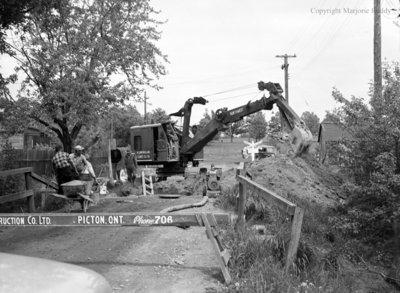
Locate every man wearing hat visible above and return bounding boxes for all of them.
[70,145,96,180]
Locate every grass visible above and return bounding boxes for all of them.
[203,137,250,164]
[214,172,396,292]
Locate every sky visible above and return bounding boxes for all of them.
[0,0,399,126]
[140,0,400,124]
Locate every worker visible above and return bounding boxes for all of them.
[70,145,96,180]
[110,148,122,181]
[125,149,138,185]
[52,144,79,194]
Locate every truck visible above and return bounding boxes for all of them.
[129,81,312,179]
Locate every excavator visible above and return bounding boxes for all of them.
[129,81,312,179]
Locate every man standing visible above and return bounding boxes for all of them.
[125,150,138,185]
[110,148,122,181]
[52,144,78,194]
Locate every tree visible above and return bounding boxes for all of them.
[198,109,212,130]
[0,0,58,101]
[149,107,170,124]
[225,121,246,142]
[0,0,58,52]
[246,112,267,141]
[268,111,282,134]
[2,0,167,152]
[327,63,400,253]
[301,111,320,137]
[76,104,142,153]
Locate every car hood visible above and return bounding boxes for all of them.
[0,253,112,293]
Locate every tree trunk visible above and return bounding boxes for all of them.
[230,134,233,143]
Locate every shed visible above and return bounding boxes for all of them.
[318,121,353,164]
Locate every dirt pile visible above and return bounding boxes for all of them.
[222,154,343,206]
[154,175,205,196]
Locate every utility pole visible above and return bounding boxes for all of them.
[374,0,382,100]
[143,91,148,125]
[276,54,296,103]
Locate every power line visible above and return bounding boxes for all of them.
[207,91,260,103]
[202,83,255,97]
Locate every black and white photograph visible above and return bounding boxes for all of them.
[0,0,399,292]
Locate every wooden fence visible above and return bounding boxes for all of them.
[8,149,108,177]
[235,167,304,273]
[0,167,58,212]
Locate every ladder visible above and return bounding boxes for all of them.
[142,171,154,196]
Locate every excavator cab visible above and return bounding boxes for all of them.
[129,122,180,164]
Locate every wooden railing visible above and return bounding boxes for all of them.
[0,167,58,212]
[235,166,304,273]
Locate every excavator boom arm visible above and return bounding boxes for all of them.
[179,81,312,156]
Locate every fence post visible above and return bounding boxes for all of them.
[285,206,304,272]
[236,181,246,231]
[25,171,35,212]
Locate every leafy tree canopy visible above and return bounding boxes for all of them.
[225,120,246,142]
[301,111,320,137]
[149,107,170,124]
[1,0,167,152]
[76,104,142,152]
[328,62,400,250]
[246,111,267,141]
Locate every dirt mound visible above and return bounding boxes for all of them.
[154,175,205,196]
[233,154,343,206]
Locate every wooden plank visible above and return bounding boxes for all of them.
[0,167,33,177]
[201,214,232,284]
[221,250,231,266]
[0,212,232,227]
[236,181,246,230]
[285,206,304,272]
[236,175,296,216]
[25,172,35,212]
[30,172,58,190]
[48,193,69,200]
[0,190,34,204]
[76,193,94,203]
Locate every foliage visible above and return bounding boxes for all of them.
[0,0,59,52]
[301,111,320,137]
[149,107,170,124]
[268,111,282,134]
[329,152,400,247]
[198,109,212,129]
[0,141,20,197]
[246,111,267,141]
[75,104,142,151]
[2,0,167,152]
[225,120,246,142]
[325,62,400,265]
[217,186,361,293]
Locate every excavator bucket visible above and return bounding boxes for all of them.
[290,125,314,155]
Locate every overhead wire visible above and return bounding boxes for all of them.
[291,0,343,57]
[207,90,260,103]
[285,0,330,51]
[297,0,361,71]
[201,83,256,97]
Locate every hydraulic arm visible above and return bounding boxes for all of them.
[179,82,312,156]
